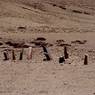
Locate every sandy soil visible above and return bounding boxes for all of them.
[0,32,95,95]
[0,0,95,95]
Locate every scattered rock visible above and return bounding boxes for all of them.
[84,11,90,15]
[31,2,46,11]
[5,41,29,48]
[56,39,71,46]
[56,39,65,43]
[52,4,56,7]
[72,10,82,14]
[5,41,14,46]
[17,26,26,30]
[17,26,26,32]
[56,39,65,46]
[36,37,46,41]
[31,41,49,47]
[0,42,3,46]
[59,43,71,46]
[59,6,66,10]
[31,39,53,47]
[71,40,87,44]
[48,43,53,47]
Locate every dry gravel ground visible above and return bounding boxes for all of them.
[0,32,95,95]
[0,0,95,95]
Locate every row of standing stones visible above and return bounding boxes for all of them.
[3,46,88,65]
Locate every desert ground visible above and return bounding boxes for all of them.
[0,0,95,95]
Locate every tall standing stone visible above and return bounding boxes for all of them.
[64,46,69,59]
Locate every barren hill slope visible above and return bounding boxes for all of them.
[0,0,95,33]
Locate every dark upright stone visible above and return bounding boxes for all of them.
[84,55,88,65]
[12,50,16,60]
[3,51,9,61]
[64,46,69,59]
[19,49,24,60]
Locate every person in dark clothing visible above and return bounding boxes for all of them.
[42,46,51,61]
[42,46,48,53]
[59,56,65,64]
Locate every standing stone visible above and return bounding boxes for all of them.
[3,51,9,61]
[84,55,88,65]
[12,50,16,60]
[27,47,32,60]
[64,46,69,59]
[19,48,24,60]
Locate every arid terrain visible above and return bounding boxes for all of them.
[0,0,95,95]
